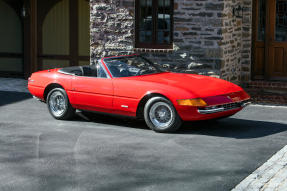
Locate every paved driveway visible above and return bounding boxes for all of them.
[0,91,287,191]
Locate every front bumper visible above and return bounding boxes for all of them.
[198,100,251,114]
[176,99,251,121]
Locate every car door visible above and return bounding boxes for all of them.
[69,63,114,112]
[112,77,144,116]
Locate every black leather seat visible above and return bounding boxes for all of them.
[82,65,98,77]
[90,64,98,77]
[59,66,83,76]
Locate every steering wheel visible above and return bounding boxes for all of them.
[135,69,148,76]
[119,68,130,77]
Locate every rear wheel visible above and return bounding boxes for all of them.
[144,97,182,133]
[47,88,75,120]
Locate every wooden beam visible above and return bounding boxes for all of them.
[23,0,37,78]
[0,53,23,58]
[264,0,271,80]
[70,0,79,66]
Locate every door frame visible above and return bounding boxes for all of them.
[252,0,263,80]
[252,0,270,80]
[265,0,271,80]
[23,0,37,79]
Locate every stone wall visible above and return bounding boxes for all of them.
[220,0,252,83]
[241,0,253,82]
[90,0,253,83]
[90,0,134,59]
[146,0,225,77]
[221,0,244,83]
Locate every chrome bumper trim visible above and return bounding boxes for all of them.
[242,102,251,107]
[198,107,225,114]
[198,100,251,114]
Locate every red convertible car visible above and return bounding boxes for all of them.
[28,54,250,133]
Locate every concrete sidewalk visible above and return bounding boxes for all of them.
[233,145,287,191]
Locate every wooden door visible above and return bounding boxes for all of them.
[253,0,266,80]
[253,0,287,80]
[268,0,287,80]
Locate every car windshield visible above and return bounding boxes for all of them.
[103,55,162,78]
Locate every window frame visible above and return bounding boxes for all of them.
[96,60,110,79]
[135,0,174,49]
[103,55,162,78]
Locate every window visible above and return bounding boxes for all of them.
[97,63,108,78]
[103,55,161,78]
[135,0,173,49]
[275,0,287,41]
[257,0,266,41]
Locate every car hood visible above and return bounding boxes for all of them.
[137,72,243,98]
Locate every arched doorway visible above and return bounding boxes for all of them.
[0,0,23,77]
[38,0,90,70]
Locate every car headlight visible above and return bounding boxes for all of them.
[177,98,207,106]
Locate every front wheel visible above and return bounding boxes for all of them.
[47,88,75,120]
[144,97,182,133]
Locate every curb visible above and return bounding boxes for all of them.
[232,145,287,191]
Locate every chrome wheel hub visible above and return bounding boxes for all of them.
[49,91,66,117]
[149,102,174,129]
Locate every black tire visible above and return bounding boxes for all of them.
[46,88,75,120]
[144,97,182,133]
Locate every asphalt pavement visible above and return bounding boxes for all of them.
[0,90,287,191]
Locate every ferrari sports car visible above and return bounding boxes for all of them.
[28,54,250,133]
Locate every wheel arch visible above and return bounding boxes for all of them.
[136,92,172,119]
[43,83,65,101]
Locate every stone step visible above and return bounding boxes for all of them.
[247,81,287,91]
[244,81,287,105]
[247,91,287,105]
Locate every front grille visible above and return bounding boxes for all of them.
[198,99,251,114]
[222,102,241,111]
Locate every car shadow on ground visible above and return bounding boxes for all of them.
[0,91,32,107]
[179,119,287,139]
[75,111,287,139]
[74,111,149,130]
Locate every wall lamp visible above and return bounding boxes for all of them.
[21,4,29,19]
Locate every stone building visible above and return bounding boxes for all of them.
[89,0,287,103]
[0,0,286,103]
[91,0,251,84]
